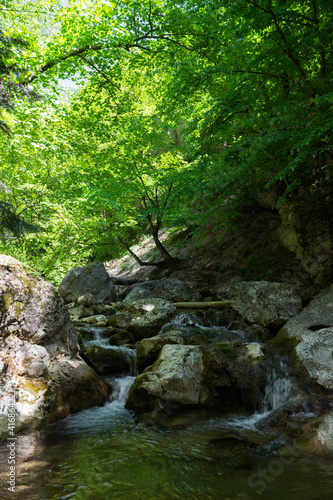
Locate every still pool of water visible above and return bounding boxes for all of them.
[1,376,333,500]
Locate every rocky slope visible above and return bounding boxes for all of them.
[105,203,324,302]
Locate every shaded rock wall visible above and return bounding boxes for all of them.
[277,194,333,286]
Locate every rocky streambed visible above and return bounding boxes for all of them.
[1,258,333,498]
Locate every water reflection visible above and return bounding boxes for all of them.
[1,399,332,500]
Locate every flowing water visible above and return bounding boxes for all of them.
[1,324,333,499]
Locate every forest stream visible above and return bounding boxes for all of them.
[2,1,333,497]
[1,317,333,500]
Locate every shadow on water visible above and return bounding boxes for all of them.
[1,377,332,500]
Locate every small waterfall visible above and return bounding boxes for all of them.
[61,375,136,435]
[82,327,113,348]
[77,324,137,418]
[171,313,202,326]
[110,376,136,404]
[164,313,247,343]
[261,365,292,413]
[110,346,137,376]
[85,325,138,398]
[82,326,137,376]
[218,361,292,431]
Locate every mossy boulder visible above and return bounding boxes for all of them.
[107,311,132,328]
[125,298,176,340]
[137,330,184,371]
[0,255,109,438]
[69,305,95,321]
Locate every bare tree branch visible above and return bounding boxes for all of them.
[78,55,121,91]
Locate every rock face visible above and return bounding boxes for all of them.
[277,196,333,286]
[276,284,333,390]
[58,262,116,304]
[229,281,302,328]
[0,255,109,437]
[127,279,199,302]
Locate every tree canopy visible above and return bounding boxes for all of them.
[0,0,332,282]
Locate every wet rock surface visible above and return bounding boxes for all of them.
[81,344,134,375]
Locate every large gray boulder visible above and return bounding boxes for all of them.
[228,281,302,328]
[276,284,333,390]
[0,255,76,348]
[126,343,269,413]
[0,255,109,437]
[59,262,116,304]
[294,328,333,390]
[137,331,184,371]
[127,345,209,408]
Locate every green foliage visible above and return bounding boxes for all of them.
[0,0,332,280]
[0,0,56,132]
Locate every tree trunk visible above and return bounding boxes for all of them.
[117,236,166,267]
[151,228,178,267]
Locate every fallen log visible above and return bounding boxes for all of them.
[171,301,234,309]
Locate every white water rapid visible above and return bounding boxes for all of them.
[61,375,136,435]
[218,361,293,431]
